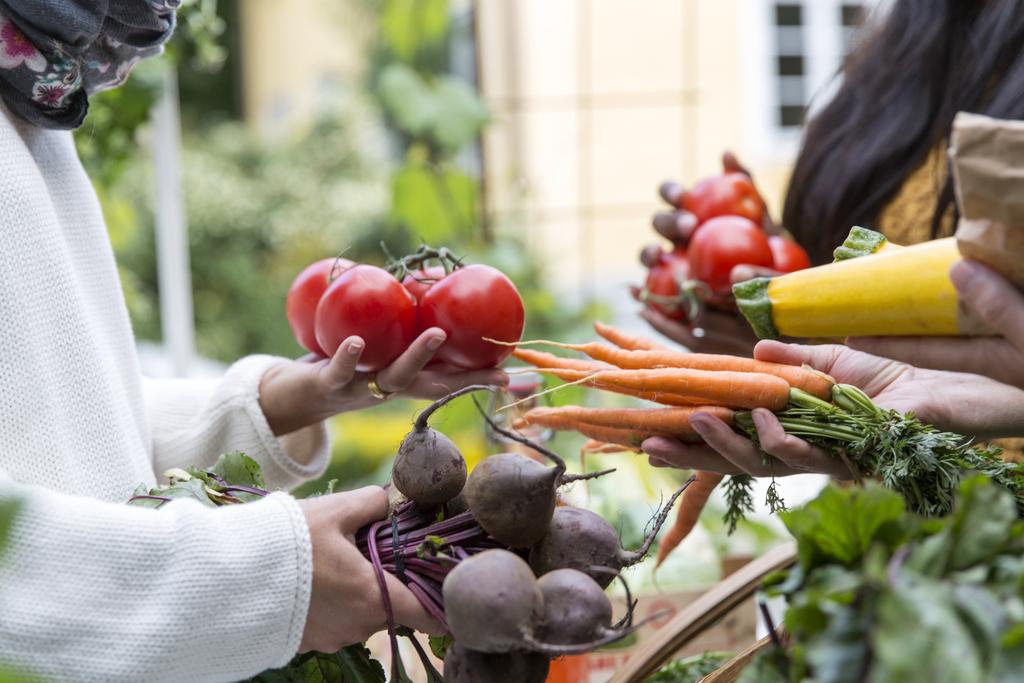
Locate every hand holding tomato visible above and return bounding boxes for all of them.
[258,328,509,438]
[271,247,523,438]
[639,152,813,355]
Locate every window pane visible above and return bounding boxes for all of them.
[775,4,803,26]
[775,26,804,55]
[779,105,805,128]
[777,55,804,76]
[777,76,806,105]
[841,4,864,26]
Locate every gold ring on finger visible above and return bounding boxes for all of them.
[367,374,392,400]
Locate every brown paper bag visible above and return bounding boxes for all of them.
[950,112,1024,287]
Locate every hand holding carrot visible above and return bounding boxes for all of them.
[643,340,1024,478]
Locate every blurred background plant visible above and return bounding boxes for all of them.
[78,0,606,495]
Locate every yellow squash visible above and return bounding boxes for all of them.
[735,235,967,339]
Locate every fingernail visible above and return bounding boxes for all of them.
[348,340,364,355]
[427,335,445,350]
[689,414,711,437]
[949,259,981,291]
[752,409,768,431]
[731,265,756,283]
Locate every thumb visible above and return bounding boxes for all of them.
[334,486,389,535]
[731,264,781,284]
[320,336,364,391]
[951,259,1024,350]
[385,574,446,635]
[754,340,845,373]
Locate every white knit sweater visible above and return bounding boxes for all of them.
[0,104,331,681]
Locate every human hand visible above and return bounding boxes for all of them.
[259,328,508,438]
[643,340,1024,478]
[642,153,780,354]
[848,259,1024,390]
[298,486,442,652]
[637,262,778,355]
[651,152,778,244]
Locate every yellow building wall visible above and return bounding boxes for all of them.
[237,0,797,300]
[239,0,371,135]
[476,0,793,299]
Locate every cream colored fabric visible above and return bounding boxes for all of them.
[0,101,330,681]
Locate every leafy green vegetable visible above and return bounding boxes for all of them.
[128,453,269,509]
[646,651,734,682]
[781,484,907,570]
[748,476,1024,682]
[210,451,266,490]
[248,646,385,683]
[736,646,790,683]
[729,384,1024,527]
[428,634,453,661]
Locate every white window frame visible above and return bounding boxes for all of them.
[740,0,884,165]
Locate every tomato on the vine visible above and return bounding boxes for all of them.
[418,264,525,370]
[286,257,354,356]
[642,248,692,321]
[401,265,448,303]
[767,235,812,273]
[687,216,773,293]
[679,173,765,226]
[314,264,418,371]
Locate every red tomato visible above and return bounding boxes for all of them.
[286,257,354,356]
[687,216,773,293]
[418,265,525,369]
[679,173,765,226]
[401,265,448,302]
[314,265,418,371]
[767,235,812,273]
[643,249,692,321]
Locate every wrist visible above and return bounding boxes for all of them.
[259,363,329,437]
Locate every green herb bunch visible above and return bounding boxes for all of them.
[724,384,1024,529]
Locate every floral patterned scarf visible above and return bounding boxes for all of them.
[0,1,180,129]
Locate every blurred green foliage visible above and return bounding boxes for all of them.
[75,0,601,493]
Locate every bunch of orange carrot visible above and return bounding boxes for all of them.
[506,321,836,566]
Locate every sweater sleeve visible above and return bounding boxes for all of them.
[0,476,312,682]
[143,355,331,492]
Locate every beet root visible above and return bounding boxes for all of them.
[443,644,549,683]
[529,507,626,587]
[442,549,544,653]
[530,484,687,587]
[393,428,465,505]
[536,569,613,645]
[463,453,559,548]
[392,385,492,505]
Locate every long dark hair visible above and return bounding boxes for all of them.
[783,0,1024,263]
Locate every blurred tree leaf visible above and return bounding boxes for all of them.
[377,67,489,155]
[389,161,477,241]
[380,0,449,63]
[377,63,436,137]
[431,75,489,153]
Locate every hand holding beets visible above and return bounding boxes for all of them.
[347,387,682,679]
[298,486,443,653]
